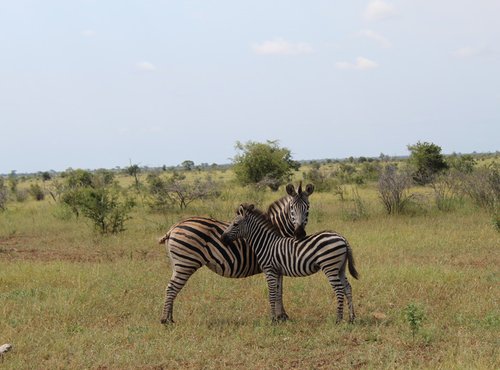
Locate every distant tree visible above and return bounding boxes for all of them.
[8,171,18,193]
[233,140,300,191]
[407,141,448,185]
[125,163,141,191]
[181,160,195,171]
[40,171,52,181]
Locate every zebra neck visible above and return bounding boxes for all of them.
[268,197,294,237]
[246,216,281,253]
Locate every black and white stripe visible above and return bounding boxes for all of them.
[158,183,314,324]
[222,203,358,323]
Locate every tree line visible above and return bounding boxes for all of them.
[1,141,498,233]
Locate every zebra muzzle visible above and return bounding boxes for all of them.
[221,232,232,244]
[294,225,306,239]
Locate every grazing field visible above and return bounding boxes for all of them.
[0,176,499,369]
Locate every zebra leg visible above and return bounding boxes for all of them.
[160,267,198,324]
[275,274,289,321]
[342,277,355,323]
[325,271,345,323]
[264,271,279,321]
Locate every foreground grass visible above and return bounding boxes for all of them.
[0,187,499,369]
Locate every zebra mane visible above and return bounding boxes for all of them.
[266,195,290,215]
[243,204,282,236]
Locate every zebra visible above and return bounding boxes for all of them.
[221,203,358,323]
[158,183,314,324]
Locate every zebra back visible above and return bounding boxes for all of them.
[159,183,313,279]
[223,203,359,280]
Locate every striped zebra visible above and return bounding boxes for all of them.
[221,203,358,323]
[158,183,314,324]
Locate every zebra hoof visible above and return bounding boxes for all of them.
[277,313,289,321]
[160,317,175,325]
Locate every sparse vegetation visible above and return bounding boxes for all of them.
[0,151,499,368]
[0,177,7,211]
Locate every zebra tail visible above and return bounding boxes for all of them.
[347,243,359,280]
[158,233,170,245]
[158,221,183,245]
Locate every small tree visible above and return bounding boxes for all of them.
[181,160,195,171]
[233,140,300,191]
[40,171,52,181]
[125,163,141,192]
[407,141,448,185]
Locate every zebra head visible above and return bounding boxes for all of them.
[285,182,314,239]
[221,203,255,243]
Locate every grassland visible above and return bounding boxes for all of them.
[0,172,499,369]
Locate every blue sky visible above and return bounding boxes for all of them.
[1,0,499,173]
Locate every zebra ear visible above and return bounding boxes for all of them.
[286,184,297,196]
[240,203,254,213]
[305,183,315,195]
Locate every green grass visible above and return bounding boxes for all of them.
[0,178,499,369]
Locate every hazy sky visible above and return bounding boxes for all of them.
[1,0,499,173]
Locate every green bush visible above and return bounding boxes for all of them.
[408,141,448,185]
[404,303,426,339]
[58,169,135,234]
[233,140,299,191]
[77,187,135,234]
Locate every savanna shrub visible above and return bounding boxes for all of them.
[146,172,220,211]
[378,165,414,214]
[58,169,135,234]
[303,168,334,192]
[77,187,135,234]
[459,165,499,213]
[15,189,28,202]
[29,183,45,201]
[430,172,462,211]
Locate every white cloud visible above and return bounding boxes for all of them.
[252,38,314,55]
[363,1,396,21]
[136,62,156,71]
[335,57,379,71]
[81,29,97,37]
[359,29,392,48]
[453,46,482,58]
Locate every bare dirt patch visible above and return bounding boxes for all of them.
[0,235,163,263]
